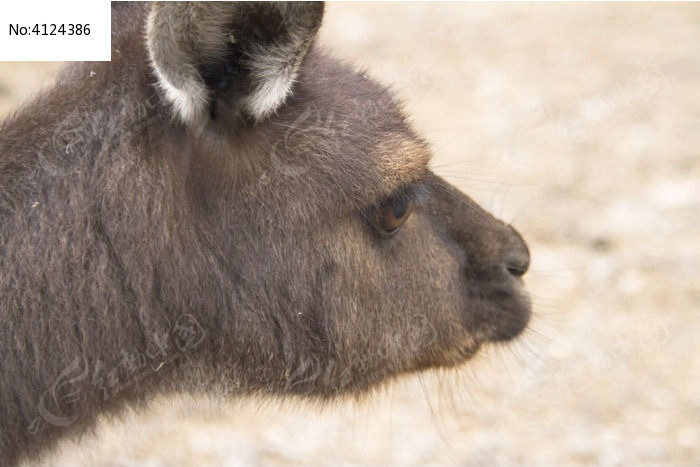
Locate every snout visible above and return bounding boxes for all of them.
[484,225,531,341]
[424,174,532,346]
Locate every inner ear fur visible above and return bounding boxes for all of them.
[146,1,324,127]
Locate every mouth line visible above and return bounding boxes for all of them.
[464,286,532,343]
[412,284,531,371]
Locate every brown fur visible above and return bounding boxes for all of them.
[0,2,530,464]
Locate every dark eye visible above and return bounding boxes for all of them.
[368,193,414,237]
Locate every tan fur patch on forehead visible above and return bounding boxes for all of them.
[372,134,431,191]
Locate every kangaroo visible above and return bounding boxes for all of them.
[0,2,530,464]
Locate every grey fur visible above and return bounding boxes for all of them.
[0,2,530,464]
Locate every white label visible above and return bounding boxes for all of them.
[0,0,110,61]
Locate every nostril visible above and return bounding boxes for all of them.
[504,251,529,277]
[503,226,530,277]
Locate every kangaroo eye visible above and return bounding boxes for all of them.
[368,194,414,236]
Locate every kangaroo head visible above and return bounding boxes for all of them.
[143,1,531,394]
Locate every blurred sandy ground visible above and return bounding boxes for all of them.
[2,3,699,466]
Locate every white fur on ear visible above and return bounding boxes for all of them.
[243,41,311,121]
[145,3,226,125]
[145,2,323,127]
[148,60,209,124]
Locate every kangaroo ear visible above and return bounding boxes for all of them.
[146,2,324,126]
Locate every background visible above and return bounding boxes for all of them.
[2,3,698,466]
